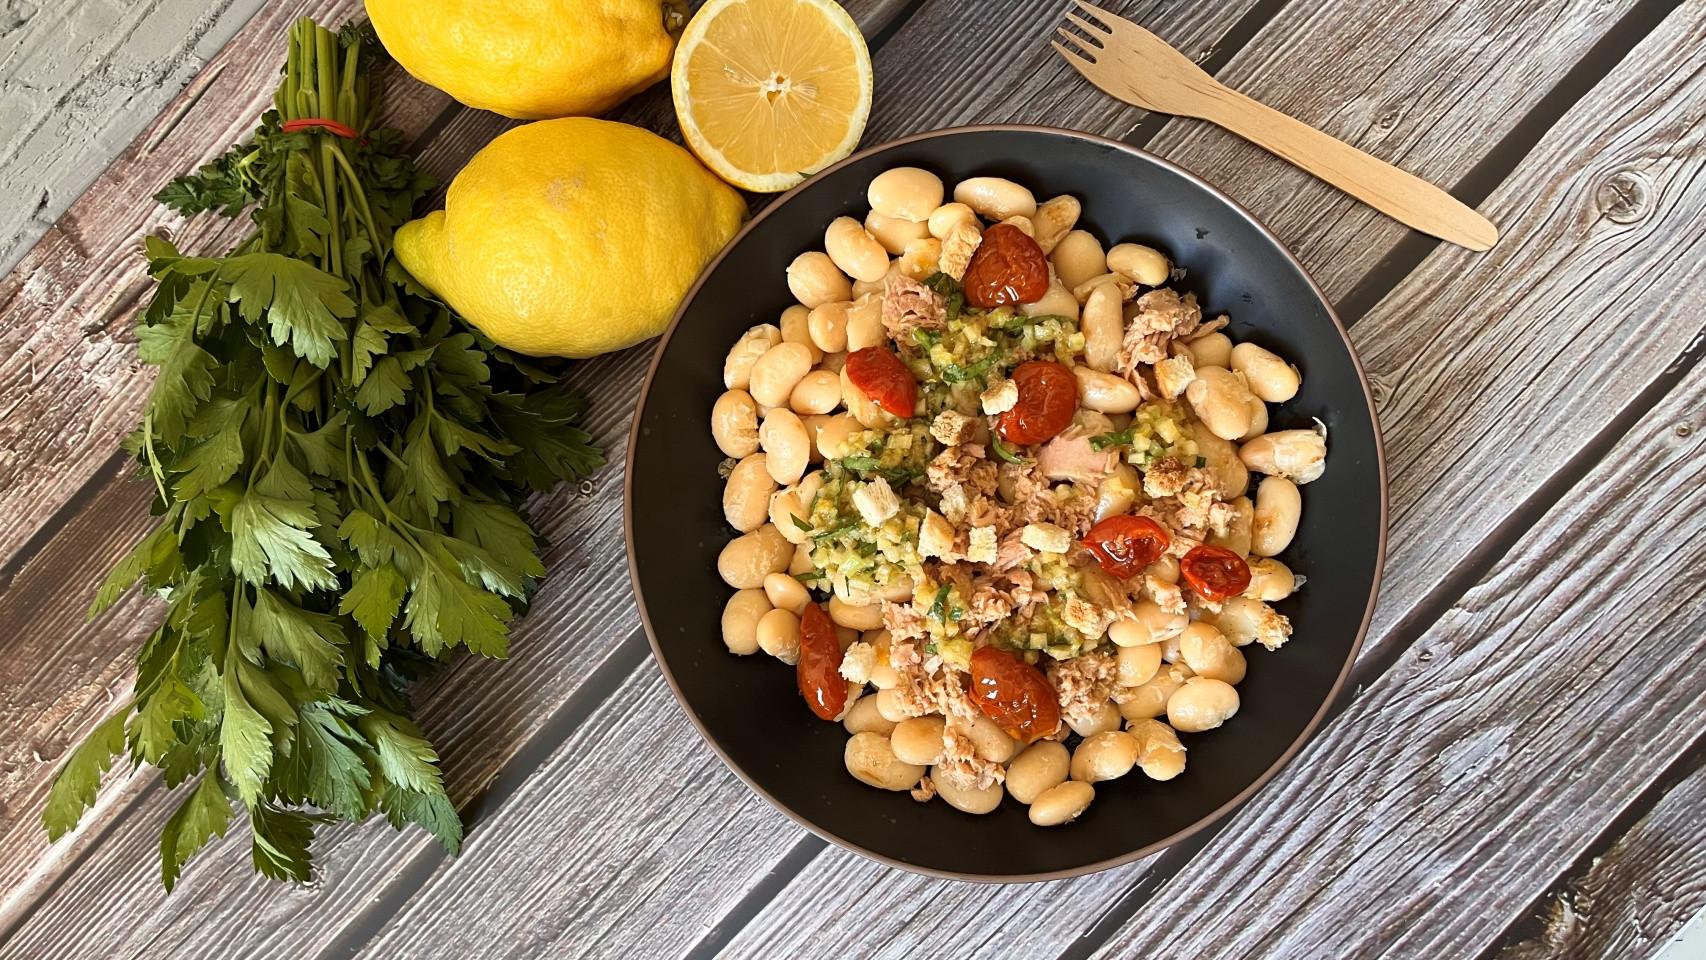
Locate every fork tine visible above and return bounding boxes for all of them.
[1069,0,1118,31]
[1051,32,1098,66]
[1060,9,1108,44]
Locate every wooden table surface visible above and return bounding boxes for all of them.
[3,0,1705,957]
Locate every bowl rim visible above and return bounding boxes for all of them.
[623,123,1389,882]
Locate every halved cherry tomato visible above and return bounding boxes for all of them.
[962,223,1050,308]
[1082,515,1172,579]
[995,359,1077,445]
[797,603,848,721]
[969,646,1061,744]
[1180,545,1252,601]
[844,347,917,418]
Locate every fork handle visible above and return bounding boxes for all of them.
[1198,87,1498,251]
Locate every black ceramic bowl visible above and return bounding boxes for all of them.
[626,125,1386,881]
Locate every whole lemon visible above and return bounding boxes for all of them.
[395,118,746,358]
[365,0,687,119]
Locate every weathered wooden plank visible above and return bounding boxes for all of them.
[701,0,1691,951]
[1076,7,1706,955]
[1493,759,1706,960]
[0,0,270,273]
[0,0,450,570]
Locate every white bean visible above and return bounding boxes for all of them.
[724,324,782,390]
[1208,495,1254,558]
[926,201,980,240]
[1066,700,1122,737]
[778,304,822,363]
[1150,554,1181,584]
[1128,719,1186,781]
[759,408,810,485]
[966,713,1019,763]
[1194,430,1250,499]
[720,589,770,655]
[1032,195,1081,254]
[763,572,810,614]
[1105,243,1171,286]
[786,251,852,308]
[748,341,813,408]
[788,541,815,576]
[1028,780,1094,826]
[1072,367,1142,414]
[1118,663,1193,721]
[1167,678,1240,732]
[867,167,943,222]
[722,453,776,532]
[842,363,896,427]
[874,687,913,723]
[1095,461,1140,521]
[1231,342,1301,402]
[1108,600,1188,647]
[1081,283,1124,372]
[814,412,862,460]
[1241,395,1270,442]
[788,369,842,416]
[1186,366,1257,440]
[845,732,926,791]
[933,772,1004,814]
[1116,641,1163,687]
[1179,621,1246,684]
[716,524,793,588]
[769,488,811,545]
[1049,230,1106,291]
[1020,277,1079,320]
[1006,741,1069,804]
[1252,475,1302,557]
[865,210,931,255]
[824,217,890,283]
[890,716,947,765]
[1244,557,1296,601]
[845,294,885,351]
[806,301,851,354]
[1072,272,1136,304]
[1240,429,1328,484]
[756,607,802,664]
[897,237,943,280]
[842,696,895,735]
[829,595,885,630]
[1071,730,1140,783]
[953,176,1037,221]
[711,389,760,458]
[1187,331,1233,368]
[1213,596,1283,648]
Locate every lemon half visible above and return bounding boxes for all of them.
[671,0,873,192]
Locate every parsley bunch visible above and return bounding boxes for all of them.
[41,18,601,889]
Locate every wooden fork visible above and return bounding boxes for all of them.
[1052,2,1498,251]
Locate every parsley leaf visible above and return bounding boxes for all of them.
[40,711,128,841]
[159,772,234,891]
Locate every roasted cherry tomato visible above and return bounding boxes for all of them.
[1180,545,1252,601]
[962,223,1050,308]
[845,347,918,418]
[969,646,1061,744]
[995,359,1077,445]
[1082,515,1172,579]
[797,602,848,721]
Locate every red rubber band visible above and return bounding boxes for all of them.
[281,117,362,140]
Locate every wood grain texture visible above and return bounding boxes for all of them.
[0,0,269,273]
[1495,762,1706,960]
[1080,7,1706,955]
[696,0,1698,950]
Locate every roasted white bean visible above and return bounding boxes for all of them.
[845,732,926,791]
[1241,395,1270,442]
[954,176,1037,221]
[868,167,944,222]
[1028,780,1094,826]
[1244,557,1296,601]
[720,589,770,655]
[1240,428,1328,484]
[756,607,802,664]
[748,341,813,408]
[788,369,842,416]
[786,251,852,308]
[824,217,890,283]
[933,772,1004,814]
[1186,366,1258,440]
[1128,719,1186,781]
[1020,277,1080,320]
[1032,195,1081,254]
[829,595,885,630]
[1073,367,1142,414]
[724,324,782,390]
[1080,283,1124,372]
[1252,475,1302,556]
[1095,461,1140,521]
[1167,678,1240,732]
[1006,741,1070,804]
[711,389,760,458]
[891,716,947,765]
[716,524,793,588]
[1187,331,1233,368]
[1105,242,1170,286]
[1071,730,1140,783]
[865,210,931,255]
[1231,342,1301,402]
[759,408,810,485]
[1213,596,1287,649]
[1179,621,1246,684]
[1049,229,1106,291]
[722,453,776,532]
[927,201,980,239]
[842,695,896,735]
